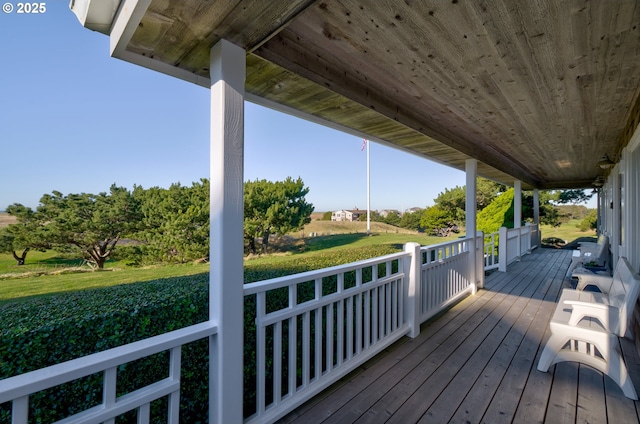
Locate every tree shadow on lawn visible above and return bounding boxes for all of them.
[263,233,373,255]
[541,236,597,250]
[1,256,86,274]
[32,256,87,267]
[297,233,372,253]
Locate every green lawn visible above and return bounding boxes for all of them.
[0,220,594,305]
[296,232,453,253]
[0,232,450,304]
[539,219,596,243]
[0,250,80,275]
[0,260,209,305]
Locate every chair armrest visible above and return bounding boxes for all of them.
[563,299,613,331]
[577,248,598,257]
[575,274,613,293]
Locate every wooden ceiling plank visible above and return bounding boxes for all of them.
[121,0,640,189]
[257,31,537,186]
[263,2,540,182]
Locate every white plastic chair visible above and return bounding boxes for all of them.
[565,235,609,277]
[538,257,640,399]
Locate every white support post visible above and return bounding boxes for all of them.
[498,226,508,272]
[209,39,245,424]
[532,189,539,225]
[612,169,621,265]
[514,180,522,228]
[601,185,609,236]
[596,189,602,236]
[466,159,478,293]
[514,180,522,260]
[404,242,422,338]
[533,189,540,247]
[476,230,485,288]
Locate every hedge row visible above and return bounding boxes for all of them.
[0,274,210,423]
[477,188,515,234]
[0,244,401,422]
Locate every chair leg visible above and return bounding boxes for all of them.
[605,342,638,400]
[565,257,582,277]
[537,331,638,400]
[537,333,567,372]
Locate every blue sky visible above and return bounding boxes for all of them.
[2,3,489,214]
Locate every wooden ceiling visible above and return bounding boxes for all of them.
[119,0,640,190]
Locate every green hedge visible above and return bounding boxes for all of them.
[477,188,515,234]
[0,274,210,423]
[0,244,401,422]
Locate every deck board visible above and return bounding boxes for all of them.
[577,366,607,424]
[278,248,640,423]
[491,249,568,424]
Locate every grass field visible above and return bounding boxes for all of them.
[0,212,16,228]
[300,219,418,236]
[0,219,595,304]
[0,230,452,304]
[539,219,595,242]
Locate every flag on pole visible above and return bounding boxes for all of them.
[361,138,367,151]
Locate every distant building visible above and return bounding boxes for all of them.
[378,209,401,218]
[404,207,424,214]
[331,208,364,222]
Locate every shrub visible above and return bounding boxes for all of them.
[0,274,210,423]
[419,205,451,234]
[477,188,515,234]
[578,209,598,231]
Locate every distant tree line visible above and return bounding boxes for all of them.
[0,178,313,267]
[321,178,507,234]
[320,178,594,236]
[1,174,594,266]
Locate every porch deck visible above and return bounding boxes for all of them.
[278,248,640,424]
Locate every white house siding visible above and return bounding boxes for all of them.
[621,130,640,272]
[331,210,362,222]
[331,210,347,221]
[600,126,640,345]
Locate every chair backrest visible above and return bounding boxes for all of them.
[596,235,609,254]
[608,256,640,336]
[591,235,610,266]
[597,233,607,246]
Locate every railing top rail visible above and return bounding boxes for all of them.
[506,227,522,237]
[0,321,218,404]
[419,233,484,252]
[419,237,465,251]
[243,251,407,295]
[258,271,405,326]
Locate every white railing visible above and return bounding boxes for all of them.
[519,225,532,254]
[243,251,410,424]
[242,234,484,423]
[476,232,486,288]
[530,224,540,249]
[0,234,491,424]
[498,223,539,272]
[484,231,499,270]
[418,238,476,323]
[0,321,217,424]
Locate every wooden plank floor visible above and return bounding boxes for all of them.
[278,248,640,424]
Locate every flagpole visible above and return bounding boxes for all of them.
[366,139,371,235]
